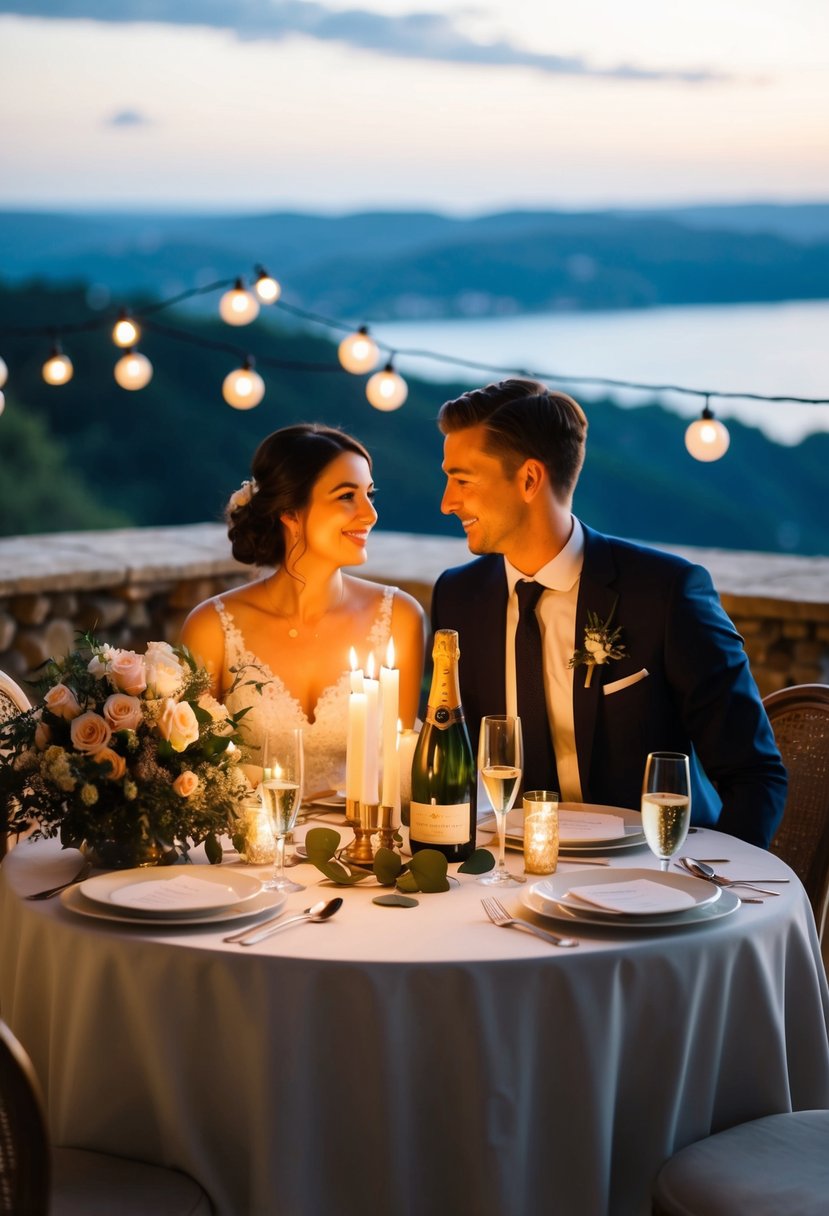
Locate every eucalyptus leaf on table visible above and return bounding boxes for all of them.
[304,827,494,895]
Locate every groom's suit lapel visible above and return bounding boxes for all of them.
[573,526,619,798]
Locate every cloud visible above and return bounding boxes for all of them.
[0,1,727,83]
[105,108,152,127]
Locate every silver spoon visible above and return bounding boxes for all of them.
[226,897,343,946]
[681,858,780,897]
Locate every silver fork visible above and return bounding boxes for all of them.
[481,897,579,948]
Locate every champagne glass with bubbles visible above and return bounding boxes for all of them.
[478,714,525,887]
[641,751,691,872]
[260,729,305,893]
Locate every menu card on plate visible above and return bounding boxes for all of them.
[558,811,626,842]
[565,879,697,915]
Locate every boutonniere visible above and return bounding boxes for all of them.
[569,603,627,688]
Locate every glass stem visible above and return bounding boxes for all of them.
[495,811,507,873]
[273,835,286,884]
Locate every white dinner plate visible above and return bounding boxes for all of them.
[79,867,263,918]
[479,802,647,853]
[307,792,346,808]
[61,884,287,928]
[540,867,720,918]
[523,870,740,931]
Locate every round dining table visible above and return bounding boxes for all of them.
[2,823,828,1216]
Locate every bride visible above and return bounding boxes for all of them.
[180,423,426,796]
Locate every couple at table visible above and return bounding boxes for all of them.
[182,380,786,848]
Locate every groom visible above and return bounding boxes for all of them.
[430,378,786,848]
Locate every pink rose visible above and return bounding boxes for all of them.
[145,642,184,699]
[157,699,200,752]
[35,720,52,749]
[93,746,126,781]
[103,693,143,732]
[44,683,82,721]
[108,649,147,696]
[70,711,112,754]
[173,770,200,798]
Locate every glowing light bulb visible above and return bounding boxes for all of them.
[0,356,7,388]
[114,349,153,390]
[366,363,407,411]
[42,347,73,386]
[112,313,140,347]
[254,267,281,304]
[219,279,260,326]
[223,361,265,409]
[338,327,379,374]
[685,410,730,462]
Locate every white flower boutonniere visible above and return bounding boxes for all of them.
[569,606,627,688]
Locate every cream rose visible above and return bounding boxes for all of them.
[108,649,147,696]
[157,699,200,752]
[93,746,126,781]
[173,770,200,798]
[34,720,52,749]
[70,711,112,754]
[145,642,184,699]
[44,683,82,721]
[103,693,143,732]
[197,692,229,722]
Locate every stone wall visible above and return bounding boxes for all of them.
[0,524,827,697]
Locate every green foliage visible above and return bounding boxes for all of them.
[304,827,493,893]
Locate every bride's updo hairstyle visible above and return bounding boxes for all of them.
[226,423,372,567]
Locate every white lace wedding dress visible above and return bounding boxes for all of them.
[213,586,395,796]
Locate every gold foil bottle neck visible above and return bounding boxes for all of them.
[432,628,460,664]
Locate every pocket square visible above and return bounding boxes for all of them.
[603,668,649,696]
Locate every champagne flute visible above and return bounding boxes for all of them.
[260,729,305,892]
[641,751,691,872]
[477,714,525,887]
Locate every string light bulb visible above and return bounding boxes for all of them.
[254,266,281,304]
[42,344,73,386]
[338,326,380,374]
[112,310,140,348]
[0,356,7,387]
[114,349,153,391]
[685,402,730,462]
[366,361,408,411]
[223,358,265,409]
[219,278,260,326]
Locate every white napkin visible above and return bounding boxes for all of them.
[565,879,696,916]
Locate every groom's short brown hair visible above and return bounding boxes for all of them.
[438,378,588,501]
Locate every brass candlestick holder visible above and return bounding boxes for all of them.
[342,798,378,866]
[377,804,398,852]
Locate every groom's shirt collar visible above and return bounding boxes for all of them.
[504,515,585,593]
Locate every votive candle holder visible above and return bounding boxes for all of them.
[522,790,560,875]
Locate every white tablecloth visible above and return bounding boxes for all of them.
[2,827,828,1216]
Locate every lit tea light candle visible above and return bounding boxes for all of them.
[380,638,399,811]
[522,791,559,875]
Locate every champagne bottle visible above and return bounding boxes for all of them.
[409,629,476,861]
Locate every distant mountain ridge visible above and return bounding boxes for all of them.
[1,202,828,320]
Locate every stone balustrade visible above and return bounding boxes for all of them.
[0,524,827,697]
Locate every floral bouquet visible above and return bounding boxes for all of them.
[0,634,251,866]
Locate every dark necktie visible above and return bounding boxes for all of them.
[515,580,558,793]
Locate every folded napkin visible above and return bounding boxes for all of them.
[558,811,626,843]
[564,879,697,916]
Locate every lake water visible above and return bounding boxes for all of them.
[370,299,829,446]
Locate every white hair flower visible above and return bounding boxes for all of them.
[228,478,258,513]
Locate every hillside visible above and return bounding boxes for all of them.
[0,280,826,556]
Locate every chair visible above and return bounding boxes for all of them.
[652,1109,829,1215]
[763,683,829,943]
[0,1019,213,1216]
[1,671,32,861]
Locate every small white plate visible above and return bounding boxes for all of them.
[79,867,262,918]
[524,869,739,931]
[62,884,286,929]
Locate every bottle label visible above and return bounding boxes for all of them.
[424,705,466,731]
[409,801,471,845]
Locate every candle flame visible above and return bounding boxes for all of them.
[350,646,358,671]
[385,637,396,669]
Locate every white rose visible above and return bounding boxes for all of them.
[145,642,185,699]
[157,699,200,752]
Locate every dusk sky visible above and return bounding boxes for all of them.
[1,0,827,213]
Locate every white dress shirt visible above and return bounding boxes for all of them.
[504,517,585,801]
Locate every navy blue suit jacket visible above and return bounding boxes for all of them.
[431,523,787,848]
